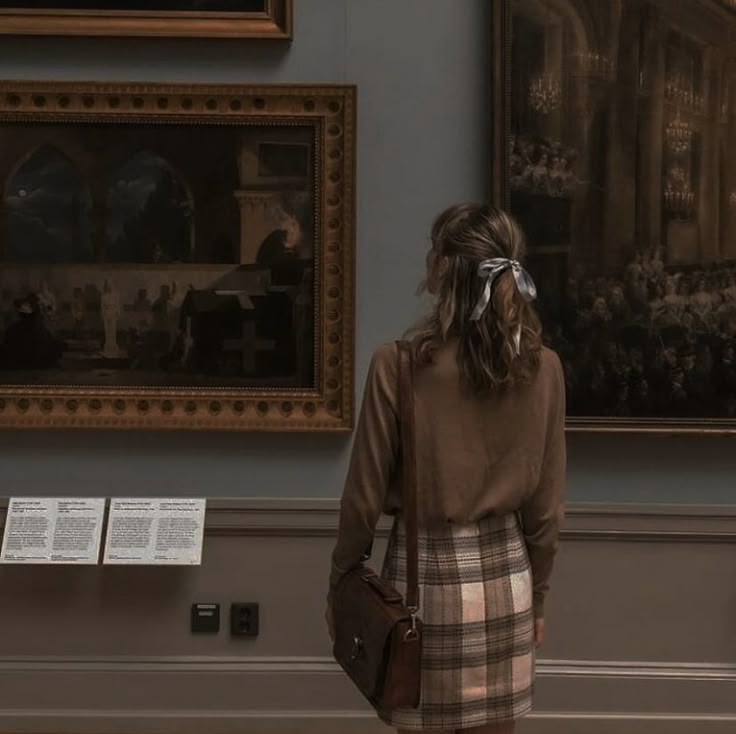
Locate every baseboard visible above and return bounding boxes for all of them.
[521,713,736,734]
[1,658,734,733]
[2,710,735,734]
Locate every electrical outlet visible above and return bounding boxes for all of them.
[230,602,259,637]
[191,603,220,634]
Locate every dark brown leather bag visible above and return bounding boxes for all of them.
[331,340,422,710]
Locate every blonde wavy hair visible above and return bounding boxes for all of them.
[414,203,542,392]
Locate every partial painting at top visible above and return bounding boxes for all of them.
[0,2,266,9]
[0,122,315,390]
[0,0,291,38]
[507,0,736,430]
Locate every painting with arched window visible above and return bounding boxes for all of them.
[498,0,736,431]
[106,151,194,263]
[0,81,355,431]
[4,145,93,263]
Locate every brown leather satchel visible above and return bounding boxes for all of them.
[331,340,422,710]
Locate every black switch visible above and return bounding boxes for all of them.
[191,603,220,634]
[230,602,259,637]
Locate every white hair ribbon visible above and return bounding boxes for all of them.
[470,257,537,355]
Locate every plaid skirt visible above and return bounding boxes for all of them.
[378,513,534,730]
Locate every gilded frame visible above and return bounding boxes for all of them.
[0,81,355,431]
[492,0,736,434]
[0,1,292,39]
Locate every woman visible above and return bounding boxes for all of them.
[327,203,566,733]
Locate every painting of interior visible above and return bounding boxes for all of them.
[501,0,736,430]
[1,123,314,388]
[0,82,355,430]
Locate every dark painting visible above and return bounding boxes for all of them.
[0,2,267,10]
[0,122,316,389]
[508,0,736,428]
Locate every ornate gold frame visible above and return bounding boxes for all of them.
[0,81,355,431]
[0,1,292,39]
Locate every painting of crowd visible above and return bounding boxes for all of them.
[544,249,736,419]
[0,276,185,373]
[504,0,736,425]
[510,134,579,198]
[0,257,313,388]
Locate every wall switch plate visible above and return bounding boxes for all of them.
[191,603,220,634]
[230,602,259,637]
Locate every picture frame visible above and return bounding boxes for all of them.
[0,1,292,40]
[493,0,736,433]
[0,81,355,431]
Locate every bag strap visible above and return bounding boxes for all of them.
[397,340,419,613]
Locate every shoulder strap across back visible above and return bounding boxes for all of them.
[397,340,419,612]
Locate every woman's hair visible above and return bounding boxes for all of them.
[414,202,542,392]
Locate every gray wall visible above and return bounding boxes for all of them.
[2,500,735,733]
[0,0,734,504]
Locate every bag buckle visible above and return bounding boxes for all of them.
[404,606,419,641]
[350,635,364,661]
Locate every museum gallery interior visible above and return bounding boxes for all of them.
[0,1,734,733]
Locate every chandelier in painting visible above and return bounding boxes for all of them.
[665,113,692,153]
[528,73,561,114]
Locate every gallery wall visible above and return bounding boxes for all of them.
[0,0,734,504]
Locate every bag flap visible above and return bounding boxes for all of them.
[332,568,410,702]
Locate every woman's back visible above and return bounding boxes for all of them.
[411,340,563,524]
[355,339,564,525]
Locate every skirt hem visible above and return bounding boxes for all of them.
[378,702,533,730]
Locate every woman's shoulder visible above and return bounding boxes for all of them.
[539,345,562,368]
[369,341,404,378]
[538,346,564,384]
[369,338,426,384]
[535,346,565,406]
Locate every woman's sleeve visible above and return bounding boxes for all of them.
[520,353,567,618]
[329,343,400,594]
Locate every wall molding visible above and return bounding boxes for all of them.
[3,498,735,540]
[2,655,736,679]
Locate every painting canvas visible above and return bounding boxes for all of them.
[0,0,291,37]
[0,82,355,430]
[498,0,736,432]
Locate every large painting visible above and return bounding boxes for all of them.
[0,1,292,38]
[494,0,736,432]
[0,81,355,430]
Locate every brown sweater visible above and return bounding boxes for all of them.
[330,340,566,617]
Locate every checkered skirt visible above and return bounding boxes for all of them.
[378,513,534,730]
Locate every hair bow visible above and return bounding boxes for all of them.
[470,257,537,355]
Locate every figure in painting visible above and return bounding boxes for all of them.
[37,281,57,327]
[0,293,63,370]
[101,278,123,358]
[255,206,304,267]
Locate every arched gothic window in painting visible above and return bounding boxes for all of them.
[105,151,194,264]
[3,145,93,263]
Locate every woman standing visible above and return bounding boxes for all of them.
[327,203,566,733]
